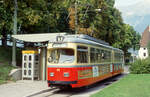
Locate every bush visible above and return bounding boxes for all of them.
[130,58,150,74]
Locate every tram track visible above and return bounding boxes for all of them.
[27,87,76,97]
[26,74,127,97]
[26,87,58,97]
[45,87,77,97]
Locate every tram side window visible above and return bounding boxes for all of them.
[90,48,95,63]
[98,49,101,63]
[114,52,118,62]
[95,49,99,63]
[100,50,111,63]
[90,48,111,63]
[114,52,123,63]
[102,50,110,62]
[101,50,105,62]
[77,46,88,63]
[104,51,108,62]
[90,48,102,63]
[107,51,111,62]
[119,53,123,62]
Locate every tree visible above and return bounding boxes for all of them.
[0,0,70,47]
[17,0,69,34]
[0,0,141,57]
[112,24,140,58]
[0,0,13,47]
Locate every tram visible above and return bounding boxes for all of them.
[47,34,124,88]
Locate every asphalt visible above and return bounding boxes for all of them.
[0,80,49,97]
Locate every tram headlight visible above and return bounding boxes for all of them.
[64,72,69,77]
[50,72,54,77]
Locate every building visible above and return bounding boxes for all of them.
[138,26,150,59]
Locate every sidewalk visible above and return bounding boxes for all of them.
[0,80,49,97]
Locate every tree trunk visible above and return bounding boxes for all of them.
[1,28,7,47]
[123,49,129,64]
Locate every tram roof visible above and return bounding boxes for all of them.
[49,34,123,53]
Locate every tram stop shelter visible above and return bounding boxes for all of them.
[12,33,66,81]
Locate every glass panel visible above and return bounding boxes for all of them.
[90,48,95,63]
[77,46,88,63]
[35,55,39,61]
[28,70,31,75]
[24,63,26,68]
[144,53,146,56]
[29,55,32,61]
[90,48,111,63]
[98,49,101,63]
[24,70,26,75]
[101,50,105,62]
[35,62,38,65]
[77,51,88,63]
[95,49,99,63]
[114,52,123,63]
[49,49,74,64]
[29,63,31,68]
[24,55,27,61]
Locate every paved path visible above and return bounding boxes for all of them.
[0,80,49,97]
[0,74,127,97]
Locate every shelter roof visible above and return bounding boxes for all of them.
[12,33,66,43]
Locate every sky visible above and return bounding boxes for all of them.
[115,0,142,6]
[115,0,150,53]
[115,0,150,33]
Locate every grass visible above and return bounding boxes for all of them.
[0,64,14,84]
[0,46,22,84]
[91,74,150,97]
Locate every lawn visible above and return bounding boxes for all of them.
[0,64,14,84]
[0,46,21,84]
[91,74,150,97]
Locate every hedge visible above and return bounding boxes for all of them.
[130,58,150,74]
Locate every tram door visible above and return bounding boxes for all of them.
[22,50,39,80]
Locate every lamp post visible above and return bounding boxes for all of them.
[12,0,17,66]
[75,0,78,34]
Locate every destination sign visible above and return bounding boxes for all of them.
[52,43,67,48]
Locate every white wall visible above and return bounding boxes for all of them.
[138,47,149,59]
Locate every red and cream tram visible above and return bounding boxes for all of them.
[47,34,124,88]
